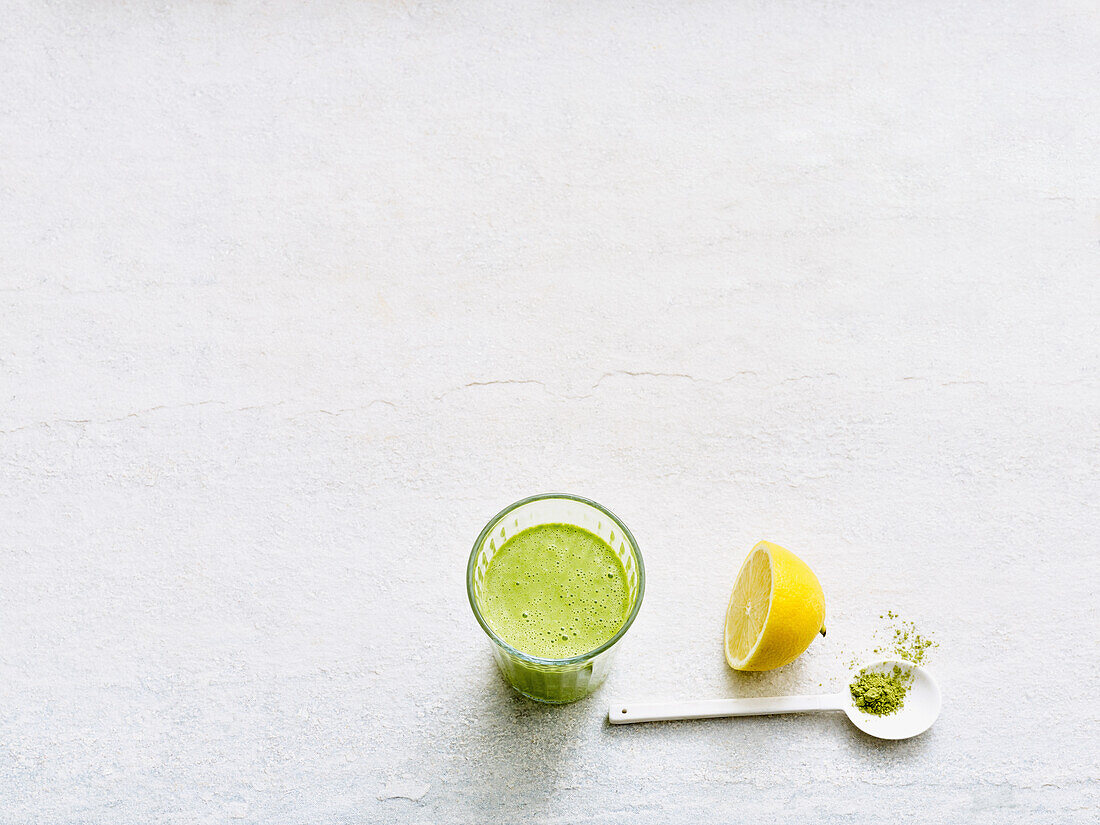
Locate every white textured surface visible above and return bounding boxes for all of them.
[1,2,1098,822]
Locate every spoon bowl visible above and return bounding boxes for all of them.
[843,659,941,740]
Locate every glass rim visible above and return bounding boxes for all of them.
[466,492,646,667]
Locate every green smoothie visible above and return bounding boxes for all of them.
[481,523,630,659]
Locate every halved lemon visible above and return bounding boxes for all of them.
[724,540,826,671]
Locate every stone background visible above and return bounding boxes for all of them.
[1,2,1097,822]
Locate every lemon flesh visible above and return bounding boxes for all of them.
[724,540,826,671]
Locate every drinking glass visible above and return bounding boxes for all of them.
[467,493,645,704]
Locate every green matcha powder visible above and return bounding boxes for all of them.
[849,664,913,716]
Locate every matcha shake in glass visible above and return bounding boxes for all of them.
[467,494,645,703]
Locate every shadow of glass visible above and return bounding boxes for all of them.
[419,658,592,820]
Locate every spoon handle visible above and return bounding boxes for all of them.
[609,693,846,724]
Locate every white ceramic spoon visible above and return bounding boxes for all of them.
[609,659,941,740]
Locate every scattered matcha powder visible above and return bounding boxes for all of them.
[839,612,938,701]
[850,665,913,716]
[875,610,937,665]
